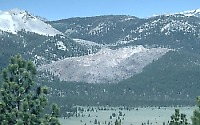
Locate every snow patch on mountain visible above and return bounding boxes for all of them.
[119,16,136,22]
[56,41,67,51]
[38,45,171,84]
[89,22,111,35]
[0,8,62,36]
[73,39,105,47]
[180,9,200,18]
[161,20,197,35]
[150,9,200,18]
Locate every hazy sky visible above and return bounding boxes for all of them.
[0,0,199,21]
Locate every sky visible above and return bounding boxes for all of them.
[0,0,200,21]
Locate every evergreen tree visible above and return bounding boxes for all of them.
[0,55,60,125]
[169,109,188,125]
[191,96,200,125]
[115,119,121,125]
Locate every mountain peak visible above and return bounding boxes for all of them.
[8,8,27,14]
[182,9,200,14]
[150,9,200,18]
[0,8,62,36]
[179,8,200,18]
[194,9,200,13]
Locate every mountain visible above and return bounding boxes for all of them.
[48,13,200,48]
[2,8,200,115]
[0,9,101,72]
[0,8,62,36]
[44,10,200,108]
[180,9,200,18]
[48,15,141,44]
[47,13,200,84]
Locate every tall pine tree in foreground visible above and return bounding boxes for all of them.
[0,55,60,125]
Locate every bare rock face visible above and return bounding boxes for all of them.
[39,45,170,84]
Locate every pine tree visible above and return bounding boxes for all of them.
[0,55,60,125]
[169,109,188,125]
[191,96,200,125]
[115,119,121,125]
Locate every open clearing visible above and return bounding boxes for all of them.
[59,106,195,125]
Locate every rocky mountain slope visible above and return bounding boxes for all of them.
[39,46,170,83]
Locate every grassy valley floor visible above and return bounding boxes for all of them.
[59,106,195,125]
